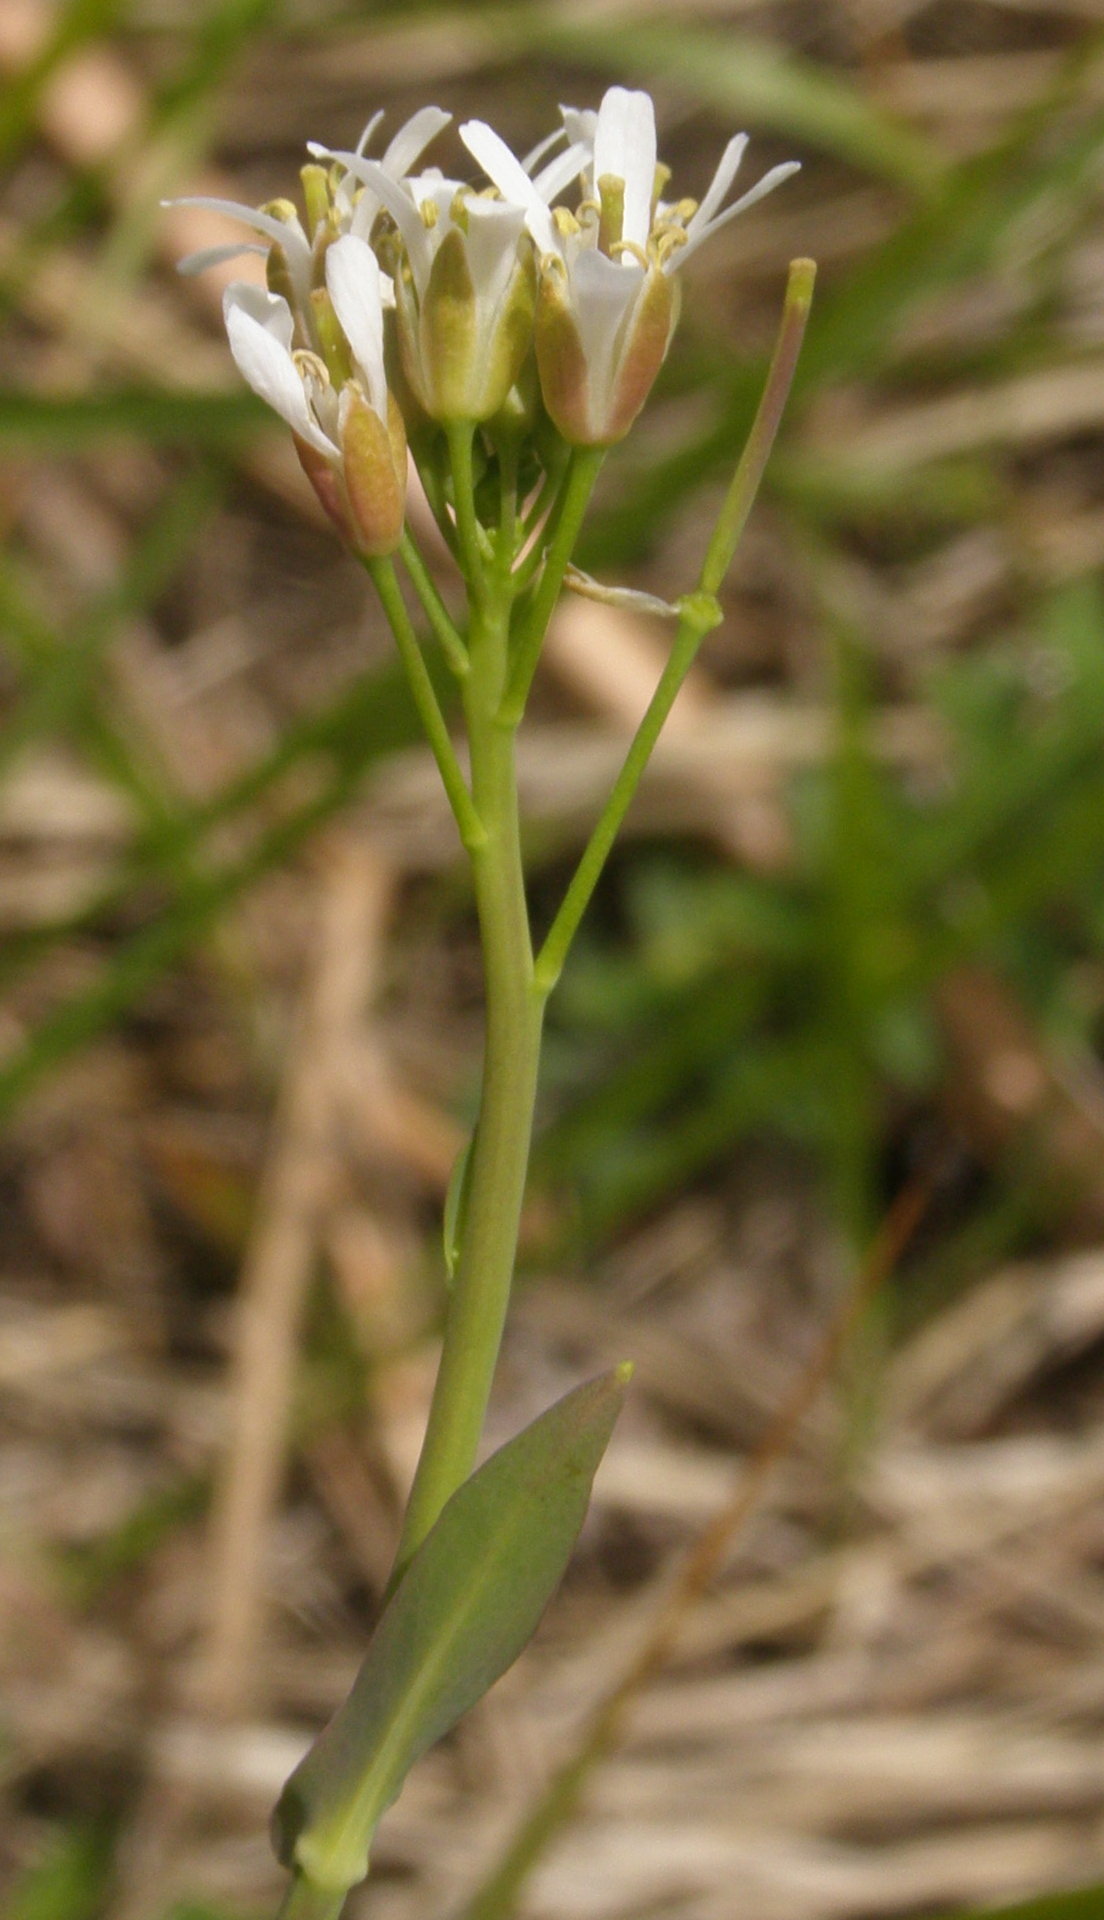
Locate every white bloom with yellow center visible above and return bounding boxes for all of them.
[169,104,450,292]
[461,87,799,445]
[224,235,406,557]
[310,139,581,424]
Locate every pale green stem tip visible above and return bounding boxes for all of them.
[786,256,817,309]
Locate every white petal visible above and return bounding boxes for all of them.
[685,133,748,240]
[176,242,267,276]
[409,174,458,221]
[167,195,309,258]
[322,152,432,287]
[674,159,801,267]
[532,139,591,205]
[560,106,598,156]
[381,105,451,179]
[224,284,334,454]
[354,109,385,157]
[168,194,312,305]
[326,234,387,419]
[459,120,556,254]
[522,127,566,175]
[570,246,644,429]
[593,87,656,250]
[463,199,529,339]
[225,280,295,350]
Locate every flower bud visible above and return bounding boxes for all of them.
[222,238,407,562]
[395,211,536,424]
[535,253,677,447]
[340,388,408,557]
[292,386,406,559]
[325,156,538,427]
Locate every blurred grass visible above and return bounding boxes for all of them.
[4,2,1104,1916]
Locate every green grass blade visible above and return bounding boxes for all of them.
[0,390,265,445]
[0,746,366,1119]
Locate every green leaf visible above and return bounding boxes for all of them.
[0,389,266,445]
[272,1367,631,1897]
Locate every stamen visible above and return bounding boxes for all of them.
[597,172,625,255]
[610,238,650,270]
[655,229,688,265]
[260,197,300,226]
[293,348,330,387]
[300,164,332,238]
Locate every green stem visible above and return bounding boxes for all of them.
[275,1874,346,1920]
[534,259,816,993]
[413,447,461,562]
[499,446,605,725]
[391,574,542,1581]
[367,558,485,853]
[522,453,568,540]
[398,527,469,677]
[533,595,721,994]
[496,435,519,561]
[447,420,489,590]
[700,258,816,595]
[511,461,569,597]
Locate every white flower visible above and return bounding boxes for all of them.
[175,195,314,302]
[224,236,406,556]
[311,105,452,242]
[169,104,450,285]
[460,87,799,445]
[316,152,551,424]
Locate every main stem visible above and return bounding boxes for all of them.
[391,570,543,1583]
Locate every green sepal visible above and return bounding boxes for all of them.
[419,226,479,422]
[271,1367,631,1896]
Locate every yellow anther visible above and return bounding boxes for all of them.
[292,348,330,387]
[260,197,299,226]
[610,239,650,270]
[655,229,687,264]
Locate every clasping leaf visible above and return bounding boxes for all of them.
[272,1365,631,1899]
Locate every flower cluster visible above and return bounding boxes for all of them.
[173,89,797,558]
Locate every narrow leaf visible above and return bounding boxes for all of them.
[272,1367,631,1896]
